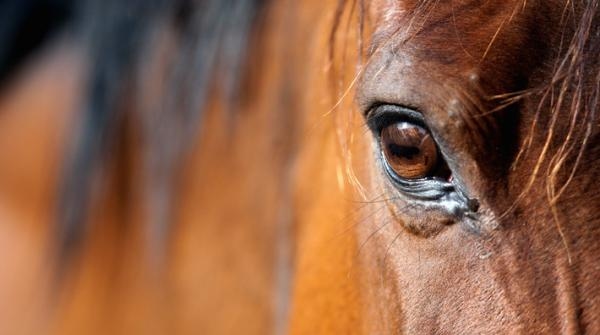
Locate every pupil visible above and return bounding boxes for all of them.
[388,143,420,160]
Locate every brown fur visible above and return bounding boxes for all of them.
[0,0,598,334]
[351,0,600,333]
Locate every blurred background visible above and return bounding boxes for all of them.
[0,0,364,334]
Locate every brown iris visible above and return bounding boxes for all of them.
[380,122,438,179]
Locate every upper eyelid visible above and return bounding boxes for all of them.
[365,104,429,133]
[364,101,425,118]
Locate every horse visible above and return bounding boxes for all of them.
[0,0,598,334]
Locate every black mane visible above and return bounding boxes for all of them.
[0,0,266,260]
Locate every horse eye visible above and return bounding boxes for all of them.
[380,122,438,180]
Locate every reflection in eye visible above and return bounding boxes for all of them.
[380,122,439,180]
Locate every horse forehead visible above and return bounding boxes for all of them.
[370,0,558,43]
[361,0,564,94]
